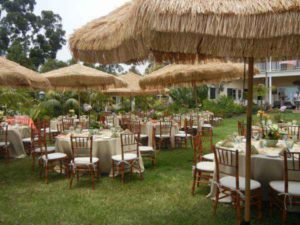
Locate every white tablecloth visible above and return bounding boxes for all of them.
[55,129,144,176]
[7,125,29,158]
[210,140,300,200]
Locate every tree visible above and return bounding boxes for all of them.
[40,58,68,73]
[0,0,66,70]
[97,64,124,75]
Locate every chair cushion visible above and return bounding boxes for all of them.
[175,133,191,138]
[0,141,10,147]
[196,161,215,172]
[42,153,67,161]
[112,153,137,161]
[22,137,38,143]
[34,146,56,153]
[135,134,148,139]
[203,153,214,161]
[270,181,300,196]
[220,176,261,191]
[50,129,58,133]
[155,134,171,138]
[74,157,99,165]
[139,146,154,152]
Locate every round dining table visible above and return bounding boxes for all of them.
[7,125,30,158]
[55,129,145,176]
[209,139,300,201]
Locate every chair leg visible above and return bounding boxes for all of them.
[257,189,263,220]
[32,154,35,172]
[192,168,197,195]
[69,169,74,189]
[60,160,63,174]
[90,166,95,190]
[235,193,241,225]
[213,187,220,216]
[112,160,115,179]
[45,164,49,184]
[269,190,274,217]
[121,163,125,184]
[281,208,287,225]
[197,171,201,187]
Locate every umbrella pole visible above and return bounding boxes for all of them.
[242,57,254,225]
[78,92,81,119]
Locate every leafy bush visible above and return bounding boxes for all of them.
[202,95,246,118]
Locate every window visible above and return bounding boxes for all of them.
[280,63,288,71]
[271,61,280,71]
[238,90,242,99]
[227,88,236,99]
[210,87,216,99]
[297,60,300,69]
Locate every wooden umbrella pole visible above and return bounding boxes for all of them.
[243,57,254,225]
[78,91,81,119]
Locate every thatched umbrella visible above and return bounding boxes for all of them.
[69,1,300,223]
[139,62,259,106]
[43,64,127,117]
[0,57,51,89]
[69,2,147,64]
[104,72,168,111]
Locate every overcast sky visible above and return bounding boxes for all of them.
[34,0,130,61]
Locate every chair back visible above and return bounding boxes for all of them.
[0,124,8,145]
[213,146,240,190]
[283,151,300,193]
[62,118,74,130]
[120,133,139,160]
[190,114,200,129]
[285,125,300,140]
[237,121,246,136]
[157,121,172,137]
[70,135,93,163]
[172,114,182,128]
[33,120,49,158]
[192,134,203,164]
[129,120,141,135]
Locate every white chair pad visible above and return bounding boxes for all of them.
[112,153,137,161]
[22,137,38,143]
[135,134,148,139]
[155,134,171,138]
[196,161,215,172]
[175,133,191,138]
[74,157,99,165]
[270,181,300,196]
[220,176,261,191]
[34,146,56,153]
[139,146,154,152]
[0,141,10,147]
[42,153,67,161]
[203,153,214,161]
[50,129,58,133]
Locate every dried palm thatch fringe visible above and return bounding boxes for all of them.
[139,62,260,90]
[69,2,149,64]
[0,57,51,90]
[103,72,167,96]
[69,0,300,64]
[43,64,127,90]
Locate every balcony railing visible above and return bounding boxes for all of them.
[255,60,300,73]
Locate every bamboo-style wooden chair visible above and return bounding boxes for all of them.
[38,125,68,184]
[111,133,143,183]
[31,121,55,171]
[269,151,300,225]
[130,120,148,146]
[284,125,300,140]
[0,124,10,163]
[175,118,192,149]
[191,134,215,195]
[62,118,74,130]
[197,127,213,159]
[22,123,38,155]
[69,135,100,190]
[154,121,172,150]
[212,146,262,224]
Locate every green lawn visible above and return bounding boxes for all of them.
[1,114,300,225]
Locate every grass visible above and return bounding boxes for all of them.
[0,113,300,225]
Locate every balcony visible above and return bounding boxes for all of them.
[255,60,300,73]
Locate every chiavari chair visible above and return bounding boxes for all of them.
[31,120,55,171]
[198,126,213,157]
[237,121,246,136]
[120,115,131,130]
[0,124,10,163]
[111,133,143,183]
[38,124,68,184]
[189,114,200,135]
[175,119,192,149]
[130,120,148,145]
[283,125,300,141]
[69,135,100,189]
[22,123,38,156]
[213,146,262,224]
[191,134,215,195]
[154,121,172,150]
[62,118,74,131]
[269,151,300,225]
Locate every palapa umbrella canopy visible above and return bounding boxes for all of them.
[69,1,300,223]
[43,64,127,117]
[0,57,51,89]
[43,64,126,90]
[104,72,167,96]
[69,2,147,64]
[139,63,259,90]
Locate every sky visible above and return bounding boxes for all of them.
[34,0,150,73]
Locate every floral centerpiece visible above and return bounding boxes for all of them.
[257,110,269,126]
[68,109,76,117]
[263,124,281,147]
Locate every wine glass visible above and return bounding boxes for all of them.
[285,139,294,152]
